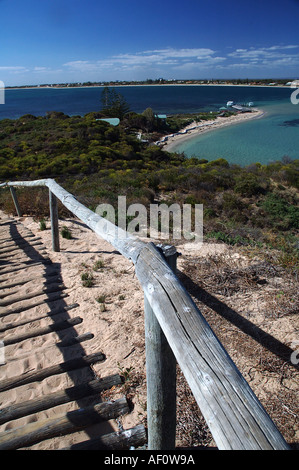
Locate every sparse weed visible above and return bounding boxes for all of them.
[117,362,135,382]
[81,271,94,287]
[93,259,105,271]
[39,218,46,231]
[96,294,107,303]
[61,226,73,239]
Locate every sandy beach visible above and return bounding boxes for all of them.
[160,108,265,152]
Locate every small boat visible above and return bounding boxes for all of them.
[227,101,234,106]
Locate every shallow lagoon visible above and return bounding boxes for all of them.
[169,100,299,165]
[1,85,298,165]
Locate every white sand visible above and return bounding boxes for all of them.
[161,108,265,152]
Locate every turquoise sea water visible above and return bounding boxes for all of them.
[1,85,298,165]
[170,99,299,165]
[0,84,292,118]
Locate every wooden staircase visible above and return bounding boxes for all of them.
[0,216,146,450]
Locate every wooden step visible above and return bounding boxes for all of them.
[0,374,123,425]
[0,217,146,450]
[0,397,129,450]
[0,352,106,392]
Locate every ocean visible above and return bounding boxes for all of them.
[169,97,299,165]
[1,85,298,165]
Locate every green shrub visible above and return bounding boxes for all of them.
[96,294,107,303]
[260,193,299,230]
[81,272,94,287]
[206,230,255,246]
[284,166,299,189]
[39,219,47,231]
[203,207,217,219]
[221,192,248,222]
[61,226,73,239]
[93,259,105,271]
[234,173,265,197]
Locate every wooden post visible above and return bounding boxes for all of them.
[49,189,60,252]
[144,244,177,450]
[9,187,22,217]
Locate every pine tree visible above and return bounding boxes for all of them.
[100,87,130,119]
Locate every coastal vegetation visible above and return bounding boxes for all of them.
[7,77,295,89]
[0,109,298,270]
[100,86,131,119]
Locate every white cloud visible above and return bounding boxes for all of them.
[34,66,49,72]
[222,44,299,73]
[228,44,299,61]
[64,60,95,69]
[62,48,227,76]
[143,48,216,59]
[0,66,28,72]
[63,44,299,78]
[4,43,298,86]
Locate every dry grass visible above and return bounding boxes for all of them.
[175,367,214,448]
[94,246,298,449]
[178,249,299,448]
[0,187,73,219]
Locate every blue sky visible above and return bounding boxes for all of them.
[1,0,299,86]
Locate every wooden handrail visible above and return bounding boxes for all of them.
[0,179,290,450]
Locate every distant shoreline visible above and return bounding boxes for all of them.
[161,108,266,152]
[5,83,293,91]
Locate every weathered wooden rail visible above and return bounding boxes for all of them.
[0,179,291,450]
